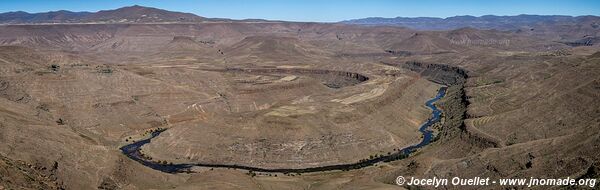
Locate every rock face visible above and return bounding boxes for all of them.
[402,61,468,85]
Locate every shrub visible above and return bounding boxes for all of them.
[50,64,60,71]
[99,68,113,73]
[56,118,65,125]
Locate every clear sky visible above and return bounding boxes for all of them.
[0,0,598,22]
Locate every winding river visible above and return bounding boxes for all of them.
[120,87,447,173]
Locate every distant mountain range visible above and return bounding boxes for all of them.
[341,15,600,31]
[0,5,206,24]
[1,5,599,37]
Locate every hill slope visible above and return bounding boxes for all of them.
[0,5,203,24]
[341,15,599,30]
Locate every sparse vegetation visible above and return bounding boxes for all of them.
[96,65,113,74]
[99,68,113,73]
[247,170,256,177]
[0,4,598,189]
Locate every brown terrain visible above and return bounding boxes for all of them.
[0,6,599,190]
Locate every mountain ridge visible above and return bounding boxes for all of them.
[2,5,599,26]
[0,5,205,24]
[340,14,600,30]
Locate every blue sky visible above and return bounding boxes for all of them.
[0,0,598,22]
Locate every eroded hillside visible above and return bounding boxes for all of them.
[0,16,598,190]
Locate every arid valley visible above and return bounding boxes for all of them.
[0,3,599,190]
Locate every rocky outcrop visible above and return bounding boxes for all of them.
[402,61,468,85]
[561,36,598,47]
[207,68,369,88]
[0,80,31,103]
[0,154,64,190]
